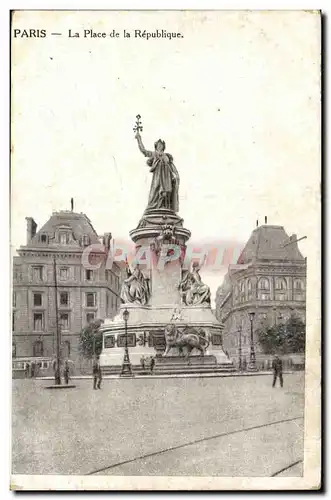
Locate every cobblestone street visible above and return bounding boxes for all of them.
[12,372,304,477]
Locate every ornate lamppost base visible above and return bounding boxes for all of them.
[120,349,134,377]
[247,362,258,372]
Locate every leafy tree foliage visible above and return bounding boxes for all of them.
[257,314,305,355]
[79,319,104,359]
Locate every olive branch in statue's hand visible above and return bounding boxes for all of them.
[133,114,143,139]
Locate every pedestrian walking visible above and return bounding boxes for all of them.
[140,355,146,371]
[64,360,70,385]
[272,354,283,388]
[93,356,102,390]
[150,356,155,374]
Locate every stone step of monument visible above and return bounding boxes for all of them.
[101,364,236,375]
[153,363,234,369]
[153,366,236,374]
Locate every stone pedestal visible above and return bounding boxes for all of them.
[100,207,234,374]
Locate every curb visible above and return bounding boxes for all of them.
[34,371,299,381]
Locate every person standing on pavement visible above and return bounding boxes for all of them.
[272,354,283,388]
[64,360,70,385]
[150,356,155,374]
[93,356,102,390]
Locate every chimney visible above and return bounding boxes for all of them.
[71,198,74,211]
[103,232,112,249]
[25,217,37,244]
[256,220,259,227]
[265,216,268,224]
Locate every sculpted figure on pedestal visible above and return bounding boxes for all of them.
[133,115,180,212]
[120,264,150,306]
[178,262,211,306]
[150,224,177,256]
[163,325,210,357]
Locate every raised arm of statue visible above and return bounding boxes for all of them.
[135,131,153,158]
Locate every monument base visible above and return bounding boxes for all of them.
[99,304,234,373]
[101,355,235,376]
[155,355,218,366]
[153,355,236,375]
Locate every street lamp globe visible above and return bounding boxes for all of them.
[123,308,130,322]
[249,311,255,322]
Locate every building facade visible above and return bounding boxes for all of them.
[215,223,306,368]
[12,210,121,371]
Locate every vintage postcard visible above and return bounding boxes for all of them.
[10,10,321,490]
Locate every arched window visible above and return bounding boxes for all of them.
[33,340,43,357]
[239,281,245,302]
[294,279,304,290]
[258,278,270,300]
[247,279,252,300]
[293,279,305,301]
[275,278,287,290]
[258,278,270,290]
[275,277,288,301]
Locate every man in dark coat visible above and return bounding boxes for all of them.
[63,360,70,385]
[272,355,283,388]
[93,356,102,390]
[150,356,155,374]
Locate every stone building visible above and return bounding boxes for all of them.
[12,210,121,372]
[215,221,306,368]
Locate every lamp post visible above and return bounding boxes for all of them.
[248,311,257,371]
[53,256,61,385]
[238,325,242,371]
[120,308,134,377]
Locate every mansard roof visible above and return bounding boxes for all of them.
[237,225,305,264]
[27,211,100,248]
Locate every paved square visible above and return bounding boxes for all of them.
[12,372,304,476]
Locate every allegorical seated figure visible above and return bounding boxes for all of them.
[120,263,150,306]
[135,129,180,212]
[178,262,211,306]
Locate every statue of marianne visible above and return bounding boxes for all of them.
[135,129,180,213]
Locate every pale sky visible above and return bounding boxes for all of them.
[11,10,320,301]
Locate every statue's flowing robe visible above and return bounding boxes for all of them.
[120,268,149,305]
[145,151,179,212]
[179,270,211,306]
[188,270,211,305]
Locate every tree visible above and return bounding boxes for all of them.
[79,319,104,359]
[257,314,305,355]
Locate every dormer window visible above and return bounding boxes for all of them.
[40,234,48,244]
[82,235,90,247]
[59,232,69,245]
